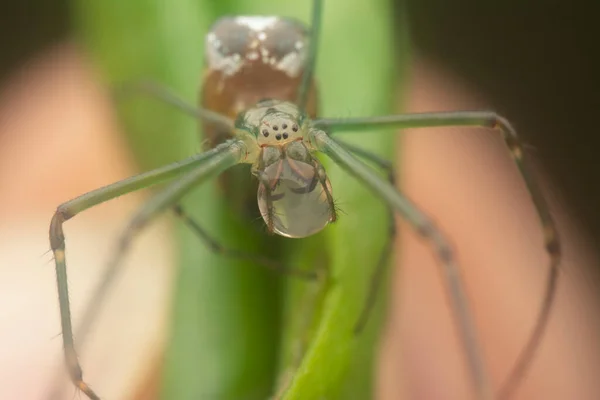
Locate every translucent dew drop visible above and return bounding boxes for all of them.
[257,159,333,238]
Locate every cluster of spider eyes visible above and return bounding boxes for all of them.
[262,123,299,141]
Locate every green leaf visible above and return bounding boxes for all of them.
[276,1,409,398]
[71,0,409,398]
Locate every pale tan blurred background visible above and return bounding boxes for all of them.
[1,2,600,400]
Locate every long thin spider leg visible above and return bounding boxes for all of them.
[297,0,323,111]
[315,111,560,399]
[335,139,397,334]
[114,80,234,131]
[171,204,316,279]
[75,140,244,345]
[49,149,225,399]
[311,129,493,400]
[49,140,243,400]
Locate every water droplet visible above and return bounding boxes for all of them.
[257,159,333,238]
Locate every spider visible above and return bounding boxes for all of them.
[50,0,559,398]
